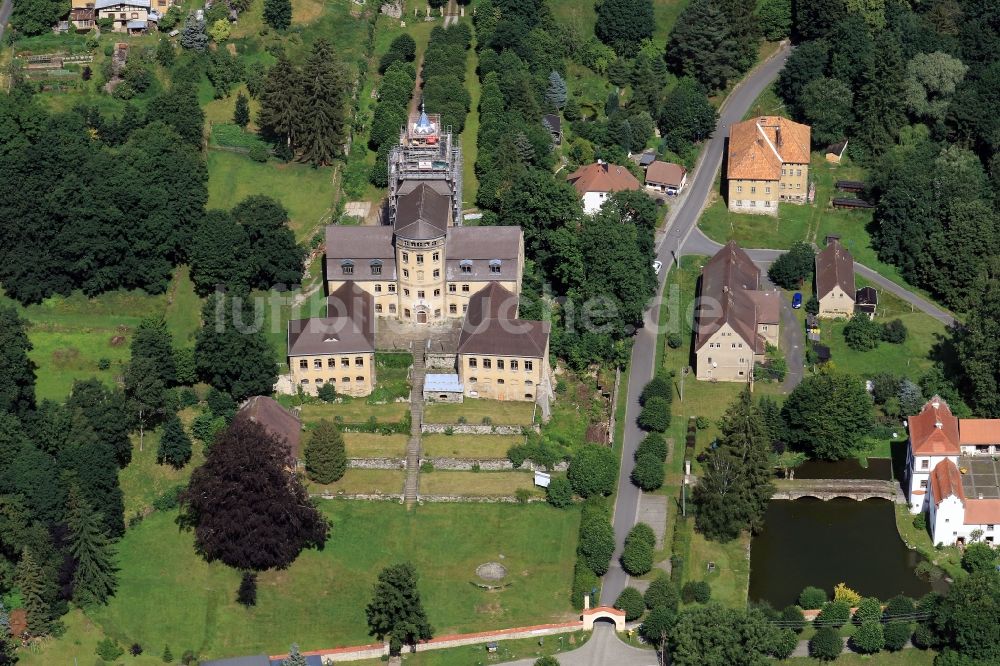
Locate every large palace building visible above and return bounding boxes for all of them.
[287,108,550,402]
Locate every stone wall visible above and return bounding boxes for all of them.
[425,352,457,370]
[421,423,539,435]
[419,494,547,504]
[423,457,568,472]
[311,492,402,502]
[347,458,405,470]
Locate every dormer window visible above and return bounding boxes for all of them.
[370,260,382,275]
[341,260,354,275]
[460,259,472,274]
[489,259,501,274]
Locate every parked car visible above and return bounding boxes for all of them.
[792,292,803,309]
[652,260,663,275]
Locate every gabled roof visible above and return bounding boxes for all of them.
[325,226,396,281]
[238,396,302,460]
[566,163,641,197]
[908,397,961,455]
[458,283,550,358]
[542,113,561,134]
[930,458,964,506]
[727,116,811,181]
[965,499,1000,525]
[394,183,449,240]
[444,226,522,281]
[645,161,686,187]
[95,0,149,8]
[695,242,769,351]
[287,283,375,357]
[816,240,854,299]
[959,419,1000,445]
[855,286,877,306]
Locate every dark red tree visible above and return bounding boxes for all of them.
[180,417,328,571]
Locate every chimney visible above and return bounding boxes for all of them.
[775,126,783,147]
[935,421,943,429]
[979,493,985,500]
[932,397,940,409]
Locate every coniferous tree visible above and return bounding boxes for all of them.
[180,417,328,571]
[366,563,434,654]
[67,490,118,608]
[189,210,254,295]
[258,56,303,149]
[237,572,257,606]
[263,0,291,30]
[666,0,741,91]
[282,644,307,666]
[157,414,193,469]
[67,379,132,468]
[304,419,346,484]
[15,549,49,636]
[596,0,656,57]
[545,71,567,110]
[854,33,907,162]
[162,645,174,663]
[234,92,250,129]
[156,38,175,68]
[230,195,304,289]
[0,307,37,419]
[179,14,209,51]
[298,40,349,166]
[194,294,278,401]
[131,318,177,387]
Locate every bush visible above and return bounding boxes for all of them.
[844,313,883,351]
[809,627,842,661]
[96,638,124,661]
[911,622,937,649]
[881,318,908,343]
[631,453,664,490]
[883,622,911,651]
[681,580,711,604]
[798,585,827,610]
[534,658,559,666]
[628,522,656,548]
[695,416,709,429]
[834,582,861,606]
[571,556,599,609]
[961,541,998,573]
[152,485,184,511]
[639,605,676,645]
[637,396,670,432]
[643,574,679,611]
[883,594,915,620]
[420,461,434,473]
[545,477,573,508]
[97,357,111,370]
[666,332,682,348]
[515,488,531,504]
[567,444,618,497]
[815,600,851,629]
[805,295,820,315]
[852,620,884,654]
[781,605,806,632]
[621,528,654,576]
[635,432,668,461]
[315,382,337,402]
[639,374,672,405]
[854,596,882,624]
[912,512,927,531]
[614,587,646,621]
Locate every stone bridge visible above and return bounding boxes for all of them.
[773,478,901,502]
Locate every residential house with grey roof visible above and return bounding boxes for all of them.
[694,242,780,381]
[816,239,855,318]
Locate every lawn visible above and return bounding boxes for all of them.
[421,434,523,459]
[352,631,591,666]
[1,267,201,402]
[307,469,405,495]
[419,471,545,497]
[82,503,580,659]
[685,529,751,609]
[424,399,536,426]
[297,400,410,424]
[206,151,335,241]
[893,504,962,580]
[344,433,409,458]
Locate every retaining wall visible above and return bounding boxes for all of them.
[421,423,539,435]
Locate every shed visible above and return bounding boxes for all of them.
[855,286,878,317]
[542,114,562,145]
[835,180,866,193]
[424,373,464,403]
[831,197,874,209]
[126,19,147,31]
[813,344,831,364]
[825,140,848,164]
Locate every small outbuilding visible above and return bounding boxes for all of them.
[855,286,878,318]
[424,373,464,403]
[825,140,848,164]
[813,344,831,364]
[644,160,687,195]
[542,114,562,146]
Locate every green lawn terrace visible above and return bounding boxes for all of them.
[51,502,581,662]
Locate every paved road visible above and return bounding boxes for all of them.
[501,624,659,666]
[601,44,793,605]
[0,0,13,43]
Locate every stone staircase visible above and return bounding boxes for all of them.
[403,346,426,507]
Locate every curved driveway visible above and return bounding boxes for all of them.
[501,624,658,666]
[602,45,793,605]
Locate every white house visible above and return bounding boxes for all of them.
[566,162,641,214]
[906,396,1000,547]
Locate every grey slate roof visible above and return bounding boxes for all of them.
[444,227,521,282]
[325,226,396,281]
[95,0,149,8]
[394,183,449,240]
[695,241,775,353]
[238,396,302,460]
[815,239,855,299]
[287,283,375,356]
[200,657,270,666]
[458,283,550,358]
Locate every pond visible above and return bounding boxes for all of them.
[792,458,892,480]
[749,498,944,608]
